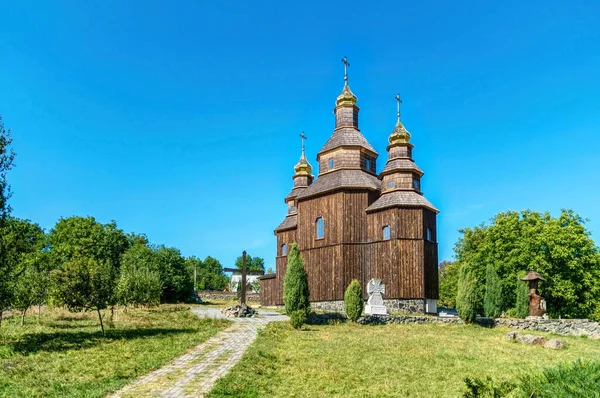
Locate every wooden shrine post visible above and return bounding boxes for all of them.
[224,250,248,305]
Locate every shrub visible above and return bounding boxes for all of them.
[344,279,363,322]
[289,310,307,329]
[456,266,478,323]
[514,273,530,319]
[483,265,502,318]
[283,243,310,315]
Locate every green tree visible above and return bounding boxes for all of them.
[0,116,15,325]
[438,260,460,308]
[12,251,51,325]
[514,274,530,318]
[188,256,229,291]
[454,210,600,320]
[456,266,478,323]
[117,264,162,309]
[52,257,115,334]
[344,280,364,322]
[283,243,310,315]
[483,264,502,318]
[235,254,265,272]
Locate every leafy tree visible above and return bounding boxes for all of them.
[454,210,600,320]
[456,266,478,323]
[188,256,229,291]
[12,251,51,325]
[0,116,15,325]
[266,267,274,275]
[438,260,460,308]
[283,243,310,315]
[483,264,502,318]
[235,254,265,272]
[344,279,364,322]
[52,257,115,334]
[117,264,162,309]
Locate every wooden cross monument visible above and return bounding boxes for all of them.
[224,250,263,304]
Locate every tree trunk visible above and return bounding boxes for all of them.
[0,310,3,328]
[97,308,105,335]
[109,305,115,328]
[21,307,27,326]
[38,304,41,322]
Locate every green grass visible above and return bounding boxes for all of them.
[208,322,600,398]
[0,305,230,398]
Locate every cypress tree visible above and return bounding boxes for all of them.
[483,265,502,318]
[344,279,364,322]
[515,274,530,318]
[456,265,479,324]
[283,243,310,315]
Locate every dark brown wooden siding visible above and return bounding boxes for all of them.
[423,209,439,299]
[259,275,278,306]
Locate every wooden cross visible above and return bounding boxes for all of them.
[341,56,350,83]
[300,132,307,156]
[224,250,249,305]
[395,93,402,122]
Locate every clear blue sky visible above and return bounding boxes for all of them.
[1,1,599,270]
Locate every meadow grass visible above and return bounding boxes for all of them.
[0,305,230,398]
[208,321,600,398]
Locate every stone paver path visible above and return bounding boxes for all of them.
[110,307,287,398]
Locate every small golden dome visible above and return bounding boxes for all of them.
[336,84,358,107]
[388,120,411,146]
[294,153,313,175]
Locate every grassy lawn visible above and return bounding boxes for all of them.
[208,321,600,398]
[0,305,230,398]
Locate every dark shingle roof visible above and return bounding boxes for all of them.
[366,191,439,213]
[274,214,297,232]
[285,187,306,202]
[318,127,377,155]
[380,159,423,176]
[296,170,380,200]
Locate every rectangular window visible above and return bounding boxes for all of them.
[329,158,334,170]
[426,227,433,241]
[365,158,371,171]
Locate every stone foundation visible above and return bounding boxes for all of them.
[311,299,427,314]
[195,291,260,303]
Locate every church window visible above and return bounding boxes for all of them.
[291,206,297,212]
[383,226,391,240]
[316,217,325,239]
[388,181,395,188]
[365,158,371,170]
[426,227,433,241]
[413,180,420,190]
[282,244,288,255]
[329,158,334,170]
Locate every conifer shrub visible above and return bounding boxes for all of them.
[289,309,307,329]
[283,243,310,315]
[483,265,502,318]
[514,273,530,318]
[456,265,478,323]
[344,279,364,322]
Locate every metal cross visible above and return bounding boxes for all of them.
[395,93,402,122]
[300,132,307,156]
[341,56,350,84]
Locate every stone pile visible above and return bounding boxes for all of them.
[506,331,566,350]
[221,303,257,318]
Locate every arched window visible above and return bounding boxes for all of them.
[281,243,288,256]
[316,217,325,239]
[383,225,391,240]
[328,158,334,169]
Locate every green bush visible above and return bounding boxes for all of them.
[456,266,478,323]
[514,273,530,319]
[283,243,310,315]
[289,310,307,329]
[483,265,502,318]
[464,360,600,397]
[344,279,364,322]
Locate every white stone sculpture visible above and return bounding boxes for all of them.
[365,278,388,315]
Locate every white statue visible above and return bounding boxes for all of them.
[365,278,388,315]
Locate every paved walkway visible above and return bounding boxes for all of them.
[110,307,287,398]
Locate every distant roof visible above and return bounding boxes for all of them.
[296,169,380,200]
[318,127,377,156]
[366,191,439,213]
[274,214,297,232]
[380,158,423,176]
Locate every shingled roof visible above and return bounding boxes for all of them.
[274,214,297,232]
[296,169,380,200]
[284,187,307,202]
[366,191,439,213]
[380,159,423,176]
[318,127,377,156]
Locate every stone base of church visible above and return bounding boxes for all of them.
[311,299,430,314]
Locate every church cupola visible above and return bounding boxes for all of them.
[285,132,314,214]
[334,56,359,129]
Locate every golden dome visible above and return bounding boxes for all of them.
[294,153,313,175]
[388,120,411,146]
[336,84,358,107]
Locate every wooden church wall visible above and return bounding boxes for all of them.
[297,192,345,249]
[423,209,439,299]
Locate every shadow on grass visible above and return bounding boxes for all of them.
[9,327,198,355]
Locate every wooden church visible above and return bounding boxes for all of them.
[259,59,439,313]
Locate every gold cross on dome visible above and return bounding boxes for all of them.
[395,93,402,122]
[341,56,350,84]
[300,132,307,156]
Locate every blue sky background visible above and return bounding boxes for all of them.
[1,1,599,270]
